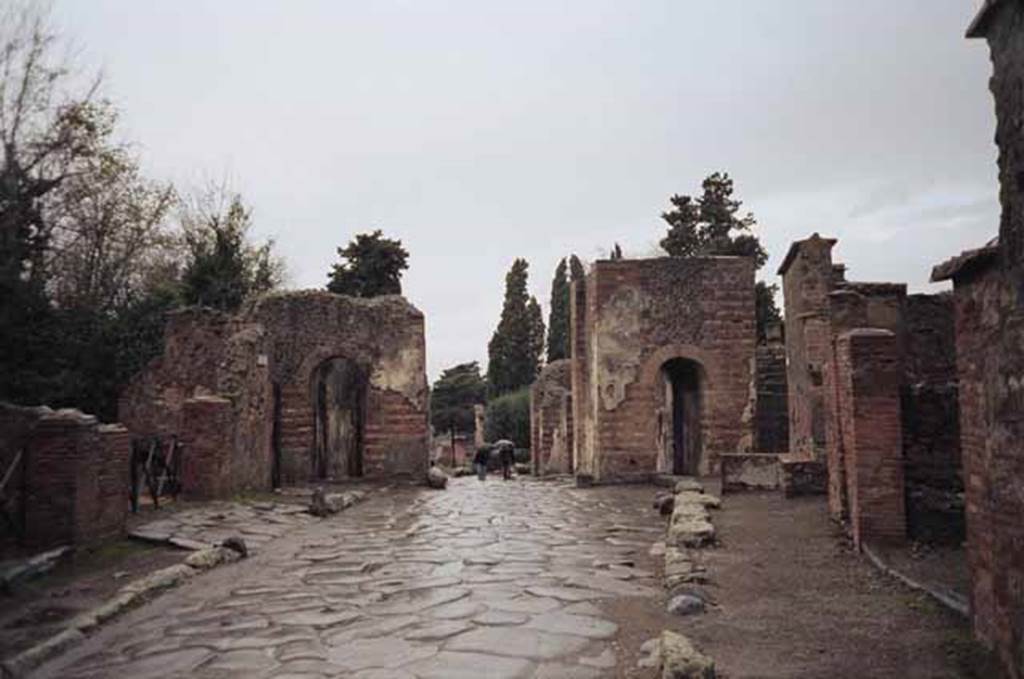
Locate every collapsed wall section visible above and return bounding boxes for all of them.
[120,291,430,493]
[530,360,573,475]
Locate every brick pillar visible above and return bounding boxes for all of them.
[24,410,98,549]
[181,396,234,500]
[836,329,906,549]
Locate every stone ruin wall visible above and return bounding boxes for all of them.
[753,325,789,453]
[0,404,129,554]
[779,234,841,463]
[120,291,430,495]
[119,307,274,494]
[780,236,963,541]
[530,359,573,476]
[248,292,429,483]
[570,257,756,482]
[932,3,1024,673]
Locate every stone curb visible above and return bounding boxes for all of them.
[862,543,969,618]
[0,492,367,678]
[0,543,244,679]
[661,479,720,613]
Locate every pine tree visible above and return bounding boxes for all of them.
[327,230,409,298]
[546,258,569,362]
[659,172,767,268]
[660,172,774,338]
[487,258,543,395]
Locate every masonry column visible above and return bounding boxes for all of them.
[836,329,906,549]
[181,396,234,500]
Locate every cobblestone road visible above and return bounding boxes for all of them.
[34,477,667,679]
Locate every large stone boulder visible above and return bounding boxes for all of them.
[659,630,716,678]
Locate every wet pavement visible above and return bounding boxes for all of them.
[33,477,668,678]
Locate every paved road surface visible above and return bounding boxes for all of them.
[34,477,667,679]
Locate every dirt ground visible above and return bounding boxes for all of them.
[669,485,995,679]
[0,538,182,659]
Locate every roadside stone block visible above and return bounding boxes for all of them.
[658,630,716,678]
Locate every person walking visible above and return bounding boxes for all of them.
[473,445,490,481]
[495,440,515,481]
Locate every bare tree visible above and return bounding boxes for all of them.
[178,181,285,310]
[0,0,102,291]
[47,130,179,312]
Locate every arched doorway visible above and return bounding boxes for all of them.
[312,358,366,479]
[661,358,703,476]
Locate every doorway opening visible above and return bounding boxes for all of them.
[312,358,366,479]
[662,358,703,476]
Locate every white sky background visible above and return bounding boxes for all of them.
[54,1,997,381]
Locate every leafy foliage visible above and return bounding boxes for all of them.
[483,387,530,448]
[487,258,544,396]
[0,4,284,418]
[429,361,487,436]
[755,281,783,342]
[181,192,281,311]
[327,229,409,298]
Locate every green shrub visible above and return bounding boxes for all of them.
[484,387,531,448]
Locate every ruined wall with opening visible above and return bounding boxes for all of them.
[530,359,573,476]
[570,257,756,482]
[754,324,789,453]
[120,291,429,493]
[781,236,963,536]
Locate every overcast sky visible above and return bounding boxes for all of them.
[55,1,996,380]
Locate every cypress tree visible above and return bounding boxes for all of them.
[546,258,569,362]
[487,258,543,395]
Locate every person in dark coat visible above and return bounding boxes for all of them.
[496,440,515,480]
[472,446,490,481]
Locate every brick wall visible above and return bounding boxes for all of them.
[120,291,430,492]
[2,408,130,552]
[571,257,755,481]
[754,340,788,452]
[836,330,906,549]
[779,234,837,462]
[180,396,234,500]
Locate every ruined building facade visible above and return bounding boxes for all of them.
[778,235,963,545]
[930,3,1024,674]
[568,257,756,482]
[121,291,430,496]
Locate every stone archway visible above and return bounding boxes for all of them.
[311,357,367,479]
[639,344,714,476]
